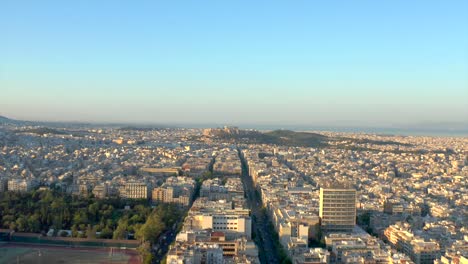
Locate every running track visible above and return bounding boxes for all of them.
[0,242,141,264]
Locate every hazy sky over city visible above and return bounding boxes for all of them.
[1,1,467,127]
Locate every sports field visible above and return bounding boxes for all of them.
[0,243,141,264]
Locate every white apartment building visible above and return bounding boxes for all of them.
[190,214,252,239]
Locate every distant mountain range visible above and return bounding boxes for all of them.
[0,115,139,128]
[0,115,28,125]
[0,115,12,122]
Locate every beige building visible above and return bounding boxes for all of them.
[92,184,108,198]
[153,187,166,202]
[152,176,195,206]
[293,247,330,264]
[319,183,356,233]
[139,167,179,177]
[7,179,36,192]
[436,252,468,264]
[384,223,440,264]
[119,181,148,199]
[152,186,192,206]
[166,242,224,264]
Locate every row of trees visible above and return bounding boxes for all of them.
[136,204,184,263]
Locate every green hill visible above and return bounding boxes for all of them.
[215,129,329,147]
[262,130,328,147]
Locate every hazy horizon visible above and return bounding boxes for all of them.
[2,114,468,137]
[2,1,468,126]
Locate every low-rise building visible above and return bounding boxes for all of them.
[152,176,195,206]
[7,179,37,192]
[384,223,440,264]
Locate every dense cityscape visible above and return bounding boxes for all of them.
[2,0,467,263]
[0,120,466,264]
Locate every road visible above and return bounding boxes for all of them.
[152,229,174,263]
[152,150,282,263]
[238,149,281,264]
[152,170,208,263]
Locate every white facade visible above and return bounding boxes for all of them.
[193,214,252,239]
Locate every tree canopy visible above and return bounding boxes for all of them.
[0,190,182,241]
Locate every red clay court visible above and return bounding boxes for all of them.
[0,242,141,264]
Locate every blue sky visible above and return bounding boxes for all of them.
[1,0,467,127]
